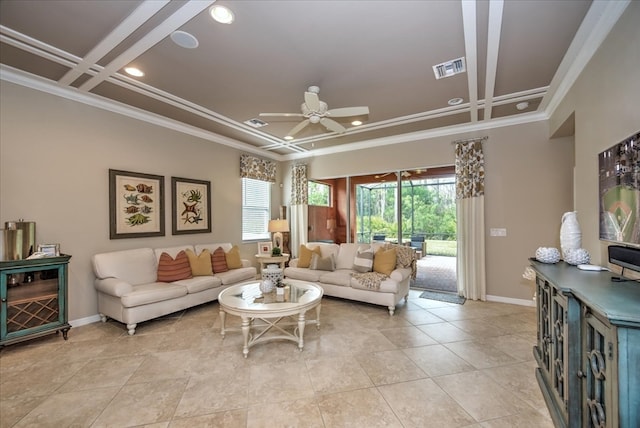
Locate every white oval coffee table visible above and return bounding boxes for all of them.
[218,280,323,358]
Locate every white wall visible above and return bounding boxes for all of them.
[0,81,281,322]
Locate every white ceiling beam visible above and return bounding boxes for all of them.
[483,0,504,121]
[461,0,479,123]
[79,0,215,92]
[58,0,169,87]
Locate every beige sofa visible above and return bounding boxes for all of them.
[283,242,413,315]
[91,243,256,335]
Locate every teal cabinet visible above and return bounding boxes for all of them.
[531,261,640,428]
[1,255,71,347]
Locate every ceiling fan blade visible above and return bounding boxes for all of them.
[286,119,311,137]
[259,112,304,117]
[320,117,346,133]
[327,106,370,117]
[304,91,321,111]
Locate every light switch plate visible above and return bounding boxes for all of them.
[490,228,507,237]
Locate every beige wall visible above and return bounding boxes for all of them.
[284,123,575,302]
[550,1,640,264]
[0,82,282,322]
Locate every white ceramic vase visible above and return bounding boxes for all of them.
[560,211,582,259]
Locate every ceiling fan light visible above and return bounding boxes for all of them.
[448,97,463,106]
[210,5,234,24]
[284,136,294,141]
[351,120,363,126]
[516,101,530,111]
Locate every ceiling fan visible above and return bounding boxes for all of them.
[259,86,369,138]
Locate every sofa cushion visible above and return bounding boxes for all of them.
[283,266,324,282]
[298,245,321,268]
[173,276,222,294]
[211,247,229,273]
[318,270,353,287]
[92,248,157,286]
[373,247,397,276]
[335,243,364,270]
[310,253,335,271]
[353,248,374,273]
[214,266,257,285]
[121,282,188,308]
[185,249,213,276]
[225,245,243,269]
[157,251,193,282]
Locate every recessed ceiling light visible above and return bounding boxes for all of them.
[170,31,199,49]
[516,101,530,111]
[210,5,234,24]
[284,136,294,141]
[448,97,464,106]
[124,67,144,77]
[351,120,363,126]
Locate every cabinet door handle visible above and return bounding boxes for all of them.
[577,370,586,378]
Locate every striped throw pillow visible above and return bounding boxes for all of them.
[157,250,192,282]
[211,247,228,273]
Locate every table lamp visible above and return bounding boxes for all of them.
[268,219,289,251]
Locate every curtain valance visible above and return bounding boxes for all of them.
[240,154,276,183]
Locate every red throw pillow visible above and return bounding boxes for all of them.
[157,250,192,282]
[211,247,229,273]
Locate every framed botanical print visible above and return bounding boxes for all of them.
[109,169,165,239]
[172,176,211,235]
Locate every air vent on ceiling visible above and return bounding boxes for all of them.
[433,57,466,80]
[244,118,268,128]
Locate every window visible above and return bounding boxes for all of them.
[308,181,331,206]
[242,178,271,241]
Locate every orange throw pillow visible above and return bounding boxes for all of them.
[373,247,397,276]
[298,245,321,268]
[157,250,193,282]
[185,249,213,276]
[211,247,228,273]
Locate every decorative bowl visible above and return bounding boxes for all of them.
[564,248,590,265]
[535,247,561,264]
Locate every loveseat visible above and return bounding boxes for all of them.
[91,243,256,335]
[283,242,414,315]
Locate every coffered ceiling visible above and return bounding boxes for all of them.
[0,1,628,159]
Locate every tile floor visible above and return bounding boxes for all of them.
[0,289,553,428]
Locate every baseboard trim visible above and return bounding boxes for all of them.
[486,294,536,307]
[69,314,101,327]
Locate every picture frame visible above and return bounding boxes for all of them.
[37,243,60,256]
[258,241,272,256]
[171,177,211,235]
[109,169,165,239]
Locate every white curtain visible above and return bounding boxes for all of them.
[455,140,487,300]
[290,164,308,257]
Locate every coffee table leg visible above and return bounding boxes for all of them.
[220,308,226,337]
[316,304,321,330]
[241,317,251,358]
[297,311,306,351]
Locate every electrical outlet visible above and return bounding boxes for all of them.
[490,228,507,237]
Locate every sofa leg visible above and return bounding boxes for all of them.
[126,323,137,335]
[99,313,107,323]
[404,294,409,302]
[388,306,395,316]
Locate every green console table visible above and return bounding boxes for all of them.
[1,254,71,347]
[530,260,640,428]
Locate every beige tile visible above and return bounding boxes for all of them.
[247,397,324,428]
[58,356,144,392]
[0,395,46,427]
[482,361,548,415]
[127,350,196,384]
[248,360,315,404]
[403,344,475,376]
[174,370,250,418]
[449,319,512,338]
[379,326,438,348]
[479,407,554,427]
[1,359,89,400]
[445,341,518,369]
[355,349,427,385]
[306,355,373,394]
[92,379,188,427]
[378,378,476,427]
[317,387,402,427]
[400,309,447,325]
[434,371,533,422]
[168,409,247,427]
[12,386,120,427]
[482,334,536,362]
[416,322,474,343]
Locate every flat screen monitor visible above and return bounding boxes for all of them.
[599,131,640,247]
